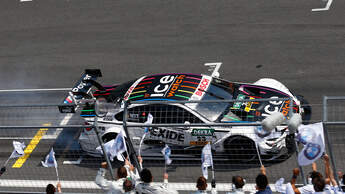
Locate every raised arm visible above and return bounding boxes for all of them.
[290,168,301,194]
[260,165,266,176]
[95,162,112,190]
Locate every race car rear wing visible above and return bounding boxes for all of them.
[58,69,103,113]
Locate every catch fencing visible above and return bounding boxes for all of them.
[122,97,306,192]
[0,95,343,193]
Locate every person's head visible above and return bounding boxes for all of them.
[46,184,55,194]
[309,171,323,184]
[123,179,133,192]
[140,168,153,183]
[232,176,245,189]
[313,177,326,192]
[196,176,207,191]
[256,173,268,191]
[117,166,128,179]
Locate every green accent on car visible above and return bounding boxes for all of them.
[233,94,245,108]
[191,128,215,136]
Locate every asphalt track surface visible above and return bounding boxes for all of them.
[0,0,345,193]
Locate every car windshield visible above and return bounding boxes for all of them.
[192,83,233,122]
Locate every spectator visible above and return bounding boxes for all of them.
[291,162,323,194]
[46,182,61,194]
[123,179,135,194]
[227,176,245,194]
[136,168,177,194]
[337,172,343,186]
[255,165,272,194]
[191,176,208,194]
[313,177,326,194]
[95,160,136,194]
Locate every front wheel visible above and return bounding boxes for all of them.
[223,136,257,162]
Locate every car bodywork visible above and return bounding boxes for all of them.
[59,64,310,162]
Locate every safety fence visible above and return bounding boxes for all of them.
[0,96,343,193]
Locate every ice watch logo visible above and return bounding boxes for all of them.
[304,143,321,160]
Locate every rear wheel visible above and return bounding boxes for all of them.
[223,136,257,162]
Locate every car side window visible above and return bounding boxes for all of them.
[115,104,203,124]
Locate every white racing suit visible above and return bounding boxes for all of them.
[95,164,140,194]
[135,179,178,194]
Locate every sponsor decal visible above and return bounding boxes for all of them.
[150,75,175,97]
[72,75,92,93]
[190,75,212,101]
[195,78,210,96]
[150,128,184,142]
[191,129,215,136]
[244,97,255,112]
[167,75,186,97]
[190,141,209,146]
[124,77,145,100]
[232,94,245,109]
[261,96,284,117]
[281,100,291,116]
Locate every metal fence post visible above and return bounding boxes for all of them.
[323,96,343,191]
[122,100,142,172]
[290,97,307,185]
[93,116,116,180]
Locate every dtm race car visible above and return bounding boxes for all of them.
[59,63,310,163]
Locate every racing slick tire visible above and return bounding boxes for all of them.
[223,136,257,162]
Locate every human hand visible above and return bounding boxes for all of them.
[129,164,135,172]
[293,168,300,176]
[322,153,329,163]
[125,158,131,166]
[57,182,62,193]
[164,173,168,180]
[260,165,266,173]
[101,162,107,169]
[138,156,143,164]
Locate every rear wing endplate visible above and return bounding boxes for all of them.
[58,69,103,113]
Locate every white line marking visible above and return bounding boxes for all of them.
[312,0,333,11]
[0,136,59,140]
[0,114,73,140]
[63,157,83,165]
[56,113,73,136]
[0,179,278,192]
[0,88,71,92]
[20,0,32,2]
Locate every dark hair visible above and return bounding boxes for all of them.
[310,171,323,184]
[46,184,55,194]
[256,174,268,190]
[140,168,152,183]
[117,166,128,179]
[313,177,325,192]
[232,176,245,189]
[196,176,207,190]
[123,179,133,192]
[342,174,345,185]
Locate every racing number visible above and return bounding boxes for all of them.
[197,136,206,142]
[262,96,283,117]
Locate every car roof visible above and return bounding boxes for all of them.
[124,73,212,102]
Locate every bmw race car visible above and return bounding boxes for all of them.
[59,63,311,163]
